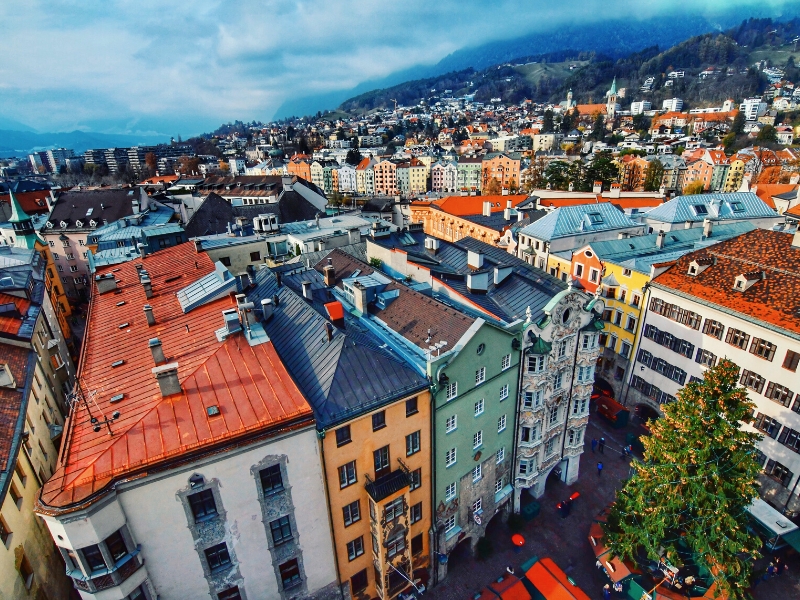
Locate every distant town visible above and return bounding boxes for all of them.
[4,15,800,600]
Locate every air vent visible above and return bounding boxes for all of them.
[118,323,130,329]
[116,301,126,306]
[111,360,125,368]
[207,405,221,417]
[109,393,125,404]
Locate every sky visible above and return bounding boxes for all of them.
[0,0,795,138]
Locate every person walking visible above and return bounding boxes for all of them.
[602,584,611,600]
[597,462,604,476]
[774,557,783,576]
[599,437,606,453]
[767,562,776,578]
[591,438,598,453]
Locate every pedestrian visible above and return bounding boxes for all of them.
[565,497,573,516]
[597,461,604,476]
[613,581,623,595]
[767,562,776,578]
[591,438,598,453]
[603,584,611,600]
[506,565,515,575]
[599,437,606,453]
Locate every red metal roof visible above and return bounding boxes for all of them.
[0,292,32,336]
[432,194,529,216]
[39,243,312,511]
[0,190,51,215]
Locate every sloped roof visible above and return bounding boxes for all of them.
[0,346,33,498]
[651,229,800,338]
[642,192,778,224]
[39,243,311,511]
[519,203,639,241]
[431,194,529,217]
[48,188,139,229]
[247,269,428,429]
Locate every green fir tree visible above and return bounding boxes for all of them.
[603,359,763,600]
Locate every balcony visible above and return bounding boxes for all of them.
[365,469,410,503]
[71,546,143,593]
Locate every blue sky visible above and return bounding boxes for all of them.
[0,0,794,137]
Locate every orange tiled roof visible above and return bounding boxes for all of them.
[0,292,32,336]
[652,229,800,336]
[39,243,312,511]
[575,104,607,116]
[432,194,529,216]
[0,190,51,215]
[140,175,179,185]
[751,183,797,209]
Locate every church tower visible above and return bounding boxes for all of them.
[605,77,618,120]
[7,190,38,249]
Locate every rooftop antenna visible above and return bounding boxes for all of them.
[425,328,432,344]
[69,379,119,436]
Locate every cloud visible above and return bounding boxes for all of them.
[0,0,793,136]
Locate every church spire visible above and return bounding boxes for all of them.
[608,77,617,96]
[7,190,37,249]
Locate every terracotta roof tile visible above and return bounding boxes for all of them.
[0,346,30,471]
[39,242,311,511]
[0,292,32,336]
[651,229,800,336]
[432,194,529,217]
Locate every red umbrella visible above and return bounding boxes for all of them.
[511,534,525,547]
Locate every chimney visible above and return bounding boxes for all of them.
[152,362,181,397]
[222,308,242,335]
[149,338,166,365]
[137,242,147,259]
[246,265,256,286]
[703,219,713,238]
[568,182,574,192]
[194,239,203,253]
[467,249,484,269]
[501,188,509,196]
[609,183,621,199]
[141,275,153,299]
[504,208,512,220]
[281,174,294,190]
[323,264,336,286]
[261,298,274,321]
[352,281,369,314]
[482,201,492,216]
[143,304,155,326]
[301,280,313,300]
[517,210,524,222]
[494,265,513,285]
[95,273,117,294]
[656,230,666,249]
[132,200,140,215]
[325,321,334,342]
[506,199,512,209]
[593,181,602,194]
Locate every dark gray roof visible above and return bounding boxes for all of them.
[283,243,368,266]
[184,193,233,238]
[48,188,138,228]
[247,268,428,429]
[362,197,395,212]
[460,208,548,232]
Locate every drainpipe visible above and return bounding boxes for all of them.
[622,283,652,408]
[316,429,346,600]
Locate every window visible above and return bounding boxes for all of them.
[374,446,390,478]
[783,350,800,372]
[521,426,533,443]
[343,501,361,526]
[765,382,795,407]
[498,414,507,432]
[19,553,33,589]
[339,461,357,488]
[250,251,261,261]
[577,365,594,383]
[260,465,284,495]
[499,384,509,401]
[336,425,352,447]
[268,516,292,547]
[619,342,631,359]
[445,482,456,501]
[500,354,512,372]
[105,530,128,562]
[411,533,424,556]
[347,537,365,561]
[0,516,10,546]
[589,269,600,283]
[519,459,536,475]
[15,463,27,487]
[188,489,218,522]
[446,415,457,433]
[631,293,641,308]
[726,328,750,350]
[387,532,406,558]
[740,370,766,393]
[764,459,793,487]
[574,264,584,277]
[495,478,505,495]
[351,570,368,594]
[557,340,568,358]
[66,253,74,260]
[625,316,637,332]
[750,338,777,361]
[548,405,559,426]
[205,542,231,572]
[475,367,486,385]
[279,559,302,590]
[472,498,483,514]
[444,514,456,533]
[219,256,232,267]
[573,398,588,414]
[70,265,79,272]
[410,468,421,491]
[528,355,545,373]
[446,382,458,400]
[474,398,485,416]
[372,411,386,431]
[554,371,564,389]
[523,389,542,409]
[695,349,717,368]
[410,502,422,524]
[753,413,782,439]
[473,463,482,482]
[649,298,702,329]
[778,428,800,453]
[445,448,457,467]
[218,587,242,600]
[406,397,418,416]
[473,430,483,449]
[406,431,421,456]
[544,437,557,456]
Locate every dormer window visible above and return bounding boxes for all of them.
[692,204,708,216]
[730,202,745,213]
[75,220,83,228]
[59,221,68,228]
[733,271,763,292]
[588,213,603,224]
[687,257,713,277]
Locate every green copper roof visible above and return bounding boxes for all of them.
[581,315,605,332]
[608,77,617,95]
[8,190,31,224]
[527,334,552,355]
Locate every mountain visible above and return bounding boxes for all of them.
[334,17,800,115]
[272,8,768,120]
[0,116,36,132]
[0,129,171,158]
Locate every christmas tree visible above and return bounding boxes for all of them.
[604,359,763,600]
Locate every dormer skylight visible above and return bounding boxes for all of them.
[730,201,745,213]
[587,213,603,225]
[733,270,763,292]
[693,204,708,216]
[687,257,713,277]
